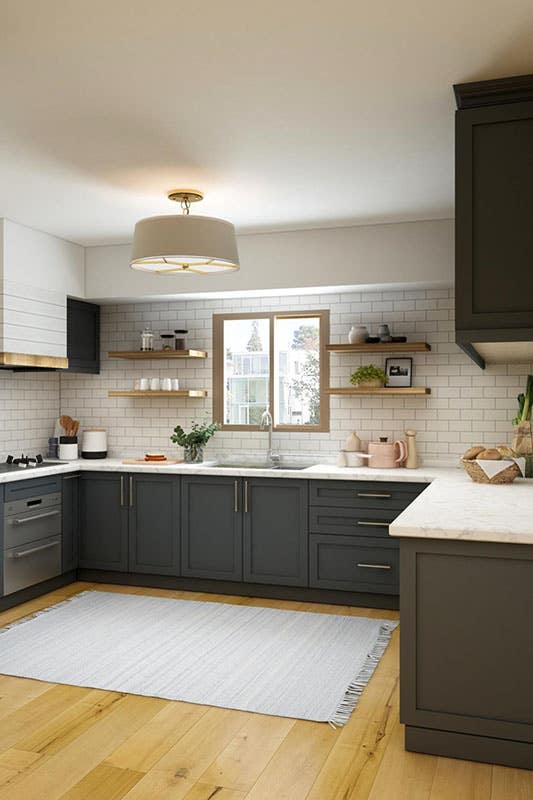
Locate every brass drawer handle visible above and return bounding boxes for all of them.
[129,476,134,507]
[356,563,392,570]
[356,492,392,499]
[120,476,124,507]
[244,480,249,513]
[356,520,389,527]
[234,480,238,513]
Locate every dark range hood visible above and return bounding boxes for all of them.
[454,73,533,369]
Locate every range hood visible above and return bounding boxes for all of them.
[0,219,69,370]
[454,74,533,369]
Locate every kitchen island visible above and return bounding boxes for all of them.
[389,478,533,770]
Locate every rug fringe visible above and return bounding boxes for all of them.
[328,621,398,728]
[0,590,91,637]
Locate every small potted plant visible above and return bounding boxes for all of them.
[170,419,220,463]
[350,364,387,389]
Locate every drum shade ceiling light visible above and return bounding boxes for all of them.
[130,190,239,275]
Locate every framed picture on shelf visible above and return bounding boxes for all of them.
[385,357,412,388]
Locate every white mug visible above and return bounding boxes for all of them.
[171,378,180,391]
[150,377,161,391]
[161,378,172,391]
[139,378,149,391]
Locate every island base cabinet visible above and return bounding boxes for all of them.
[243,478,308,587]
[181,477,242,581]
[129,475,180,575]
[79,474,129,571]
[400,537,533,770]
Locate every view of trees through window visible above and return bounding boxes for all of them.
[221,313,324,427]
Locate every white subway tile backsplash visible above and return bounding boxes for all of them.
[0,285,519,466]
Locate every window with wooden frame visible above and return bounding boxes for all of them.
[213,310,329,431]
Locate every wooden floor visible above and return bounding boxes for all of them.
[0,583,530,800]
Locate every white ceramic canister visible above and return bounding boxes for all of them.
[81,429,108,459]
[59,436,78,461]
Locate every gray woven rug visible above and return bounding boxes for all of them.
[0,591,397,725]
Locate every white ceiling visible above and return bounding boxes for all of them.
[1,0,532,246]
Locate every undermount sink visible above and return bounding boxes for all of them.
[211,461,313,471]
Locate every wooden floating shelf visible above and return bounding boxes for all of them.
[108,349,208,360]
[108,390,208,398]
[326,342,431,354]
[327,387,431,396]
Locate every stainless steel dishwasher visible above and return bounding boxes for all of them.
[3,491,62,595]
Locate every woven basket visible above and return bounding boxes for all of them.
[462,459,521,484]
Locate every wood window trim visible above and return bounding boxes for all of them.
[213,310,330,432]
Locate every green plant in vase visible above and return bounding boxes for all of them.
[170,419,220,463]
[350,364,387,389]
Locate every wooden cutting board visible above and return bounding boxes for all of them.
[121,459,183,465]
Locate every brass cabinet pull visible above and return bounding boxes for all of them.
[120,476,124,507]
[356,520,389,527]
[234,480,238,513]
[356,492,392,499]
[244,480,249,513]
[129,476,134,507]
[356,563,392,570]
[63,474,79,481]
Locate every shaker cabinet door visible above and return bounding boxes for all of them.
[243,478,308,587]
[79,473,128,571]
[181,476,243,581]
[128,474,180,575]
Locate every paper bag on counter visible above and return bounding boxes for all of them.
[512,420,533,456]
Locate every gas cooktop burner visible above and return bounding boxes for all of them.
[7,453,44,467]
[0,454,64,473]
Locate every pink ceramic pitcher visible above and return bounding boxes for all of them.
[367,437,407,469]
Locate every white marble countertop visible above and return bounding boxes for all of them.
[1,457,531,545]
[389,475,533,545]
[0,458,456,483]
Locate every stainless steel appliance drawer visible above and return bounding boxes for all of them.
[3,535,62,595]
[4,496,62,550]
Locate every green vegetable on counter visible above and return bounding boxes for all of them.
[512,375,533,425]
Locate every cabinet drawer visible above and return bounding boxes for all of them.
[3,535,62,596]
[309,480,427,510]
[4,476,62,503]
[310,506,398,538]
[309,534,399,594]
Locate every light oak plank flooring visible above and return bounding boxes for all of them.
[0,582,528,799]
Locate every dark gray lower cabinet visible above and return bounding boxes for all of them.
[310,534,399,594]
[62,474,80,573]
[79,473,129,571]
[243,478,308,587]
[181,476,242,580]
[400,536,533,770]
[129,474,180,575]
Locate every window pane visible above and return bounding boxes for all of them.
[223,318,270,425]
[274,316,321,426]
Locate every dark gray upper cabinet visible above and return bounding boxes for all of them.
[79,473,128,571]
[66,298,100,374]
[181,476,242,581]
[129,474,180,575]
[62,474,80,573]
[455,74,533,368]
[243,478,308,587]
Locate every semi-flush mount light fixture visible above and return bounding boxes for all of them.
[130,189,239,275]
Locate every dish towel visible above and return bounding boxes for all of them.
[475,457,526,480]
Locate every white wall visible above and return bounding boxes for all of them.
[85,219,454,302]
[0,219,85,357]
